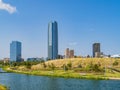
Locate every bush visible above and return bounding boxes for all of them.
[62,64,68,71]
[113,60,119,66]
[67,62,72,70]
[92,64,100,72]
[51,63,55,71]
[85,62,93,71]
[13,62,17,67]
[42,62,47,69]
[26,62,32,69]
[85,62,103,72]
[77,64,82,68]
[48,63,55,71]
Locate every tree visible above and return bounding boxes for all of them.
[13,62,17,67]
[26,62,32,69]
[93,64,100,72]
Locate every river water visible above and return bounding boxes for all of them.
[0,73,120,90]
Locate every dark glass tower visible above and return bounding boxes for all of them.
[93,43,100,57]
[10,41,22,62]
[48,21,58,60]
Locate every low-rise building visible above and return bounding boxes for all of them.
[27,57,44,61]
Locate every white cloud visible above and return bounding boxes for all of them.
[0,0,16,14]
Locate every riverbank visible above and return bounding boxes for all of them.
[0,85,7,90]
[3,58,120,80]
[3,66,120,80]
[4,67,109,80]
[0,72,120,90]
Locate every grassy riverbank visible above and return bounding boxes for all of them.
[5,68,108,80]
[3,58,120,80]
[5,68,120,80]
[0,85,7,90]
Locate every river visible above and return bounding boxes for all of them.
[0,73,120,90]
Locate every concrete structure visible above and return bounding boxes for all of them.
[48,21,58,60]
[93,43,100,57]
[10,41,22,62]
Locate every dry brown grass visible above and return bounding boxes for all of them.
[0,85,7,90]
[32,58,120,70]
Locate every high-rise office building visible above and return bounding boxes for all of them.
[69,50,74,58]
[93,43,100,57]
[65,48,70,58]
[48,21,58,60]
[10,41,22,62]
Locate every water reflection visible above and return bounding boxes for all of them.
[0,73,120,90]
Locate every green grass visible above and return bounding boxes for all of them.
[3,58,120,80]
[5,68,108,80]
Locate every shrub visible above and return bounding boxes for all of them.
[48,63,55,71]
[113,60,119,66]
[13,62,17,67]
[67,62,72,70]
[77,64,82,68]
[93,64,100,72]
[62,64,68,71]
[85,62,93,71]
[85,62,103,72]
[26,62,32,69]
[51,63,55,71]
[42,62,47,69]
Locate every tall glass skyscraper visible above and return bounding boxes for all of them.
[48,21,58,60]
[10,41,22,62]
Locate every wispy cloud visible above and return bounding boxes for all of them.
[0,0,16,14]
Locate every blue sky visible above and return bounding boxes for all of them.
[0,0,120,59]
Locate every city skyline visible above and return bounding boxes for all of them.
[0,0,120,59]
